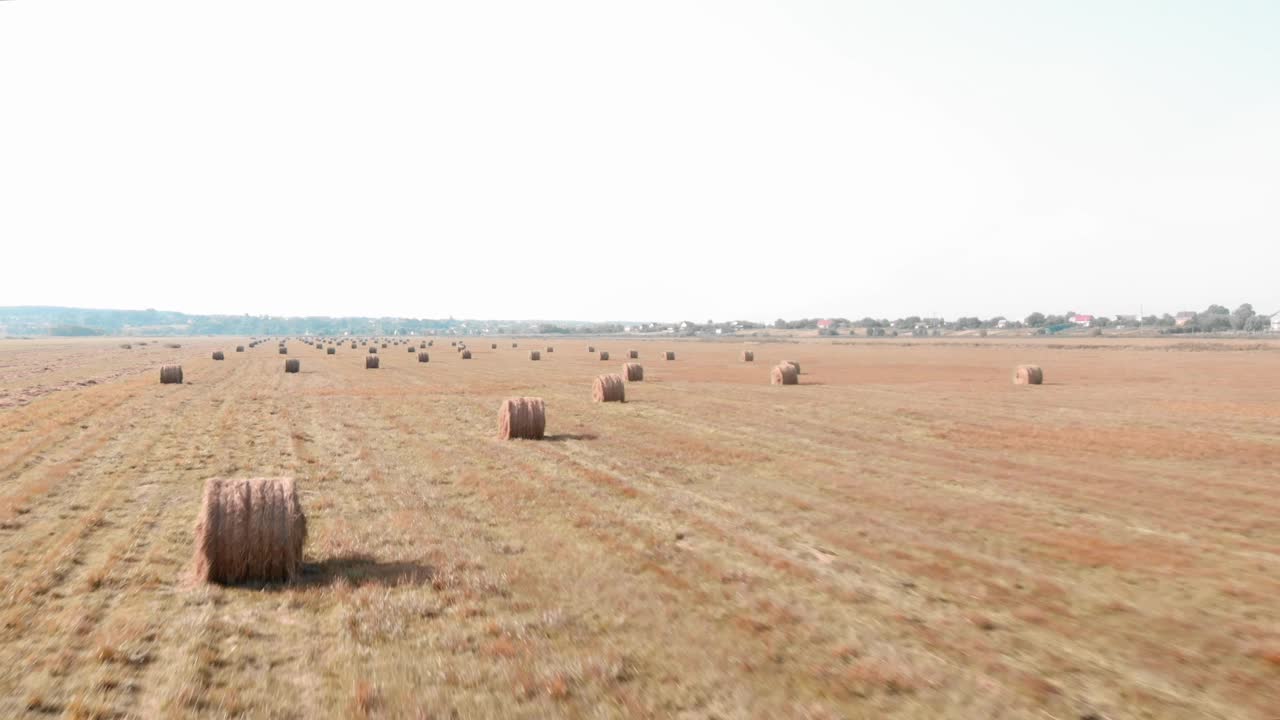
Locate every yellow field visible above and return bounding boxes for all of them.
[0,336,1277,719]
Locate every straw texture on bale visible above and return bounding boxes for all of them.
[284,359,300,373]
[742,351,754,362]
[418,352,430,363]
[327,347,335,355]
[461,350,472,359]
[529,351,541,361]
[782,360,801,374]
[772,364,799,385]
[1013,365,1043,385]
[662,351,675,361]
[236,346,245,352]
[366,356,380,369]
[593,373,626,402]
[192,477,306,585]
[498,397,546,440]
[628,350,638,359]
[623,363,644,381]
[599,351,610,361]
[212,351,225,360]
[160,365,183,384]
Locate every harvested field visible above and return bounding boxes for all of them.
[0,336,1277,718]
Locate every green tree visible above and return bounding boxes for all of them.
[1244,314,1270,332]
[1231,303,1255,330]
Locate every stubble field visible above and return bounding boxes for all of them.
[0,336,1277,719]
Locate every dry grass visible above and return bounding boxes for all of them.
[592,374,625,403]
[191,476,306,584]
[0,336,1277,718]
[1014,364,1044,385]
[771,363,798,385]
[498,397,546,440]
[158,365,182,384]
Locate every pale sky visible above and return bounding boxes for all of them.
[1,1,1277,322]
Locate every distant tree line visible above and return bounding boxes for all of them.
[3,303,1272,337]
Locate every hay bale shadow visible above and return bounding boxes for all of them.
[300,553,436,587]
[545,433,598,442]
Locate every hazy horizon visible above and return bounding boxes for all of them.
[1,300,1270,328]
[2,1,1277,321]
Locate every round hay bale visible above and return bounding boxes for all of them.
[284,359,300,373]
[451,341,457,347]
[628,349,638,359]
[587,346,595,353]
[742,351,754,362]
[159,365,184,384]
[212,351,225,361]
[1013,365,1043,385]
[366,356,380,369]
[408,346,416,353]
[368,347,377,354]
[529,351,541,361]
[545,346,554,353]
[593,373,626,402]
[192,477,306,584]
[351,343,357,349]
[120,343,132,349]
[236,346,245,352]
[623,363,643,382]
[381,343,387,349]
[511,342,518,348]
[599,351,610,361]
[498,397,546,440]
[781,360,801,374]
[461,350,472,359]
[771,363,798,385]
[327,347,336,355]
[418,352,430,363]
[279,347,288,355]
[662,351,675,361]
[491,343,497,349]
[165,343,182,349]
[428,340,434,347]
